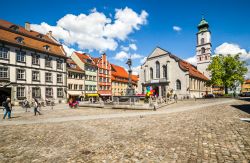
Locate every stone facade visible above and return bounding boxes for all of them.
[138,47,209,99]
[0,20,67,105]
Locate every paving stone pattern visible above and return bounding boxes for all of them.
[0,99,249,162]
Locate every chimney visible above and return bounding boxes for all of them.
[47,30,52,37]
[25,22,30,31]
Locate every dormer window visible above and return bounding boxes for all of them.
[37,34,44,39]
[86,59,92,63]
[10,25,19,31]
[15,37,24,44]
[43,45,50,51]
[70,64,76,68]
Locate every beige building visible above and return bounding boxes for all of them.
[66,58,85,100]
[0,19,67,105]
[138,47,209,99]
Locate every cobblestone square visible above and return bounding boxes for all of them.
[0,98,249,162]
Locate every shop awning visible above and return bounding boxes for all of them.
[99,94,112,96]
[67,91,83,96]
[86,93,99,97]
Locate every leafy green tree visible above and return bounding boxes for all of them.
[207,54,248,94]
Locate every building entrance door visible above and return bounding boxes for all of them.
[0,87,11,106]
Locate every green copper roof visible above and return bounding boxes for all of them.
[198,17,209,28]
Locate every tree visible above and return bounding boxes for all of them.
[207,54,248,94]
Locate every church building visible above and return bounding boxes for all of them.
[138,18,211,98]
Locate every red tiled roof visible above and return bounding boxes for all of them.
[245,79,250,84]
[179,60,209,81]
[0,19,66,58]
[111,64,138,84]
[74,52,97,66]
[67,58,84,72]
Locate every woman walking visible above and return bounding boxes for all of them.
[3,98,12,119]
[33,98,41,116]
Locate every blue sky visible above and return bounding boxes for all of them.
[1,0,250,76]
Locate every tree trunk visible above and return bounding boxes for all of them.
[224,85,228,94]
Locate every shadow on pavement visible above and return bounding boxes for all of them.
[231,97,250,114]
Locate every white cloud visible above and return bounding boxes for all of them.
[114,51,129,61]
[120,45,130,52]
[173,26,182,32]
[214,42,250,61]
[132,65,141,75]
[129,43,137,51]
[114,51,143,61]
[185,55,197,66]
[140,57,147,64]
[131,53,143,59]
[31,7,148,53]
[215,42,250,79]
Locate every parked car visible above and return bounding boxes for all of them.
[203,94,215,98]
[239,92,250,97]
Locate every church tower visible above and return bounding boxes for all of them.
[196,17,211,79]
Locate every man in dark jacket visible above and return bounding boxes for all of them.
[3,98,12,119]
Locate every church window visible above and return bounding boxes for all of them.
[199,56,202,61]
[150,68,153,79]
[163,65,167,78]
[205,56,207,60]
[156,61,160,78]
[201,38,205,44]
[176,79,181,90]
[201,47,205,54]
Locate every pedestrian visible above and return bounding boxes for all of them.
[3,98,12,119]
[174,94,178,103]
[22,98,29,112]
[33,98,41,116]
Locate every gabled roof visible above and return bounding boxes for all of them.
[0,19,66,58]
[67,58,84,73]
[74,52,97,66]
[147,47,170,59]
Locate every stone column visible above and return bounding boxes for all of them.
[166,61,170,81]
[158,86,162,97]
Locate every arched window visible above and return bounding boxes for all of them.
[156,61,160,78]
[201,47,205,54]
[205,56,207,60]
[201,38,205,44]
[199,56,202,61]
[163,65,167,78]
[176,79,181,90]
[150,68,153,79]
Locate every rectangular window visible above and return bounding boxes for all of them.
[32,71,40,81]
[93,76,96,81]
[68,84,73,90]
[57,74,63,83]
[46,88,53,98]
[104,70,107,74]
[32,87,41,98]
[45,72,52,82]
[32,54,40,65]
[85,75,88,80]
[45,56,52,67]
[0,67,8,78]
[79,85,83,90]
[85,85,88,91]
[57,60,63,69]
[99,69,103,74]
[89,76,93,81]
[99,77,102,82]
[17,69,25,80]
[89,85,93,91]
[57,88,63,97]
[74,84,78,90]
[16,50,26,62]
[17,87,25,98]
[0,47,9,59]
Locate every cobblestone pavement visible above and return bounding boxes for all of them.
[0,98,249,162]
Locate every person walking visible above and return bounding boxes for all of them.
[33,98,41,116]
[3,98,12,119]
